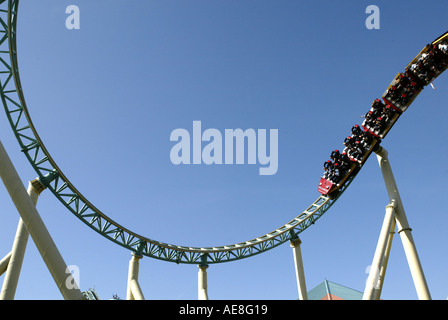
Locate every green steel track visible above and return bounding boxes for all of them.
[0,0,443,265]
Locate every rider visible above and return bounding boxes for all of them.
[439,41,448,53]
[351,124,363,137]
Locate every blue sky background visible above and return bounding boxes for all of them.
[0,0,447,300]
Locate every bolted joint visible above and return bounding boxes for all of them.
[132,241,146,259]
[199,254,209,268]
[374,146,388,158]
[38,170,59,188]
[386,199,396,210]
[29,178,46,196]
[290,237,302,248]
[198,264,209,271]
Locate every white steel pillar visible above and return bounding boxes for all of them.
[290,237,308,300]
[0,140,84,300]
[126,253,145,300]
[374,217,396,300]
[0,252,12,276]
[375,147,431,300]
[363,201,396,300]
[1,179,43,300]
[198,264,209,300]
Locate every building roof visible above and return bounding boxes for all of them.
[307,279,363,300]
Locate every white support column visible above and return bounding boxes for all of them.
[375,147,431,300]
[1,218,29,299]
[0,140,84,300]
[130,279,145,300]
[198,265,209,300]
[0,252,12,276]
[126,253,145,300]
[290,237,308,300]
[363,201,396,300]
[1,179,43,300]
[374,217,396,300]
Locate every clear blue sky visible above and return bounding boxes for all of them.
[0,0,447,300]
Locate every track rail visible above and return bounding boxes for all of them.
[0,0,445,264]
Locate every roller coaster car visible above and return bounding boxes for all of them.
[363,112,400,140]
[318,163,359,197]
[318,177,335,195]
[405,32,448,87]
[382,72,423,113]
[345,136,380,166]
[318,136,380,196]
[362,99,401,139]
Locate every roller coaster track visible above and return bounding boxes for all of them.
[0,0,445,265]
